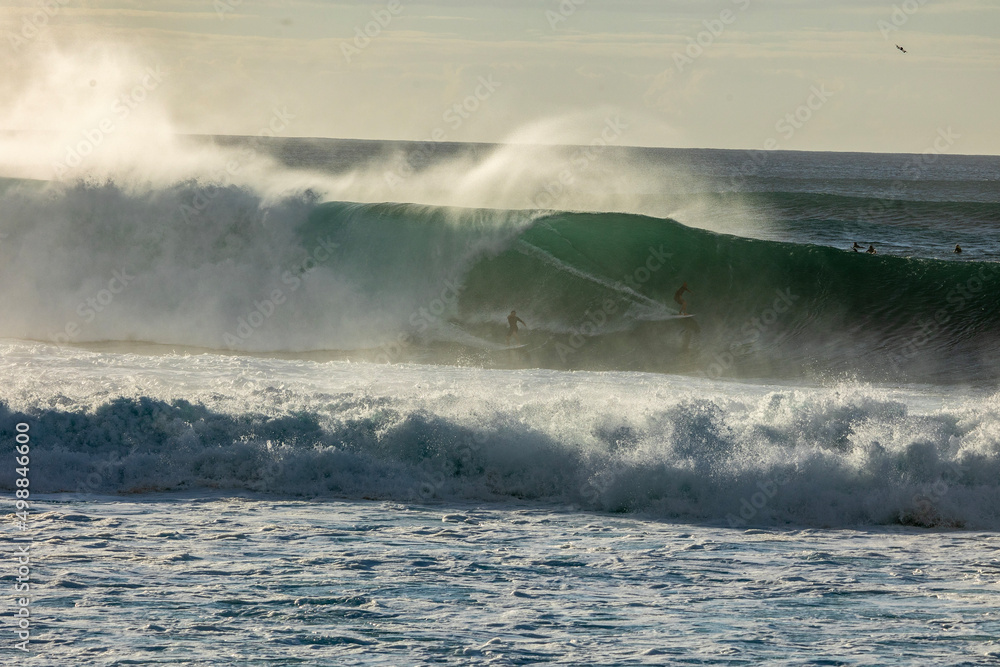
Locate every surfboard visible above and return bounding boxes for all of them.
[506,343,529,349]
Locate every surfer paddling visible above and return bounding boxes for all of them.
[674,282,692,316]
[506,310,527,345]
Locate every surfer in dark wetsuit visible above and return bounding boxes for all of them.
[955,244,962,253]
[866,245,877,255]
[674,282,692,316]
[506,310,526,345]
[852,242,863,252]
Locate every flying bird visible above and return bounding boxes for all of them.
[896,44,907,53]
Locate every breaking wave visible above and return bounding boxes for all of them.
[2,382,998,529]
[1,179,998,382]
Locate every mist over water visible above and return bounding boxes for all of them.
[1,48,998,387]
[0,51,730,358]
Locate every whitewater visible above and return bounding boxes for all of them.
[2,133,1000,664]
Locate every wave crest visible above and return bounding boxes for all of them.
[3,386,998,529]
[2,180,998,382]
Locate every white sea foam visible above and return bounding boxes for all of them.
[2,341,997,529]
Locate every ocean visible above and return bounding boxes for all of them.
[2,138,999,664]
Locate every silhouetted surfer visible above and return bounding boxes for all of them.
[866,245,877,255]
[674,282,692,316]
[852,242,863,252]
[506,310,526,345]
[955,244,962,253]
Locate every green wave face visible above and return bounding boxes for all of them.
[3,174,994,383]
[306,201,1000,383]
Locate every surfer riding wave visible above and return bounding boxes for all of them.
[506,310,527,345]
[674,283,692,316]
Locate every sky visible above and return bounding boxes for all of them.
[2,0,999,155]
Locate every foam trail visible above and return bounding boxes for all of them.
[514,239,668,311]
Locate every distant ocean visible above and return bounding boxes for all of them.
[2,139,998,664]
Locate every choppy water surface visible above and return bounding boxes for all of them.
[20,496,1000,666]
